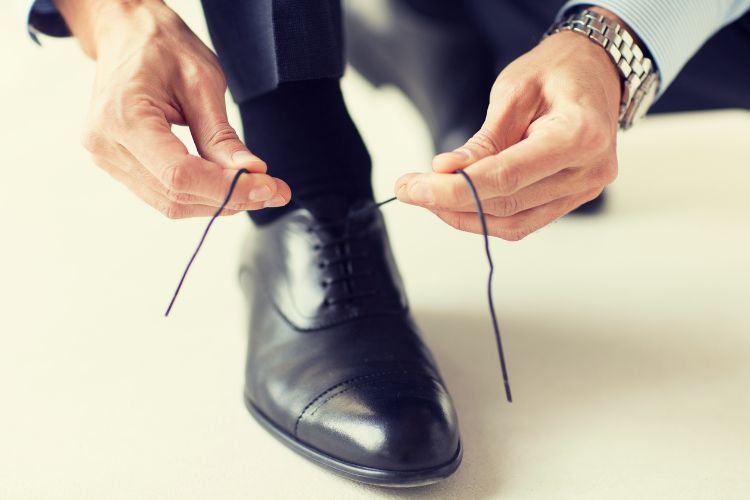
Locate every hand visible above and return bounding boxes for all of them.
[395,27,622,240]
[56,0,290,218]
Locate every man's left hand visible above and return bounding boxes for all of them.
[395,29,621,241]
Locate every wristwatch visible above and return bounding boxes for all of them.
[545,8,660,130]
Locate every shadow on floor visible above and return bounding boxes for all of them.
[357,305,746,499]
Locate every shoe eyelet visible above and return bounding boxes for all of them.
[312,244,321,251]
[317,261,327,269]
[321,280,329,288]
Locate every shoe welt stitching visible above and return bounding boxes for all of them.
[293,369,410,436]
[305,376,440,421]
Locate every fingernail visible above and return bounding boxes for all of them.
[232,151,258,167]
[263,195,286,208]
[409,182,434,204]
[248,185,272,201]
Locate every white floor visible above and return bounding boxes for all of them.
[2,4,750,500]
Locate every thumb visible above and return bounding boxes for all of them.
[431,128,502,173]
[182,85,267,173]
[432,81,539,174]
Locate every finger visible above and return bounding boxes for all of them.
[447,165,615,217]
[101,161,241,219]
[111,104,287,205]
[179,79,267,173]
[432,78,542,174]
[396,123,580,210]
[93,147,274,211]
[430,188,602,241]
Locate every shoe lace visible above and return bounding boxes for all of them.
[305,200,394,307]
[165,169,513,403]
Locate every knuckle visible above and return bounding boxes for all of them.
[584,125,609,150]
[89,153,109,169]
[588,162,618,186]
[162,202,186,220]
[557,110,588,145]
[491,196,520,217]
[466,129,501,156]
[453,214,472,233]
[586,187,605,202]
[571,115,590,139]
[110,95,153,129]
[165,189,193,203]
[493,165,520,195]
[204,122,239,148]
[570,112,611,151]
[446,181,466,205]
[499,226,529,242]
[181,60,208,90]
[586,166,609,185]
[439,212,462,231]
[181,58,223,92]
[491,76,531,103]
[163,163,191,191]
[495,218,530,241]
[80,128,104,153]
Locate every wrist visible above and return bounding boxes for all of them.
[52,0,174,59]
[541,30,622,113]
[545,7,660,129]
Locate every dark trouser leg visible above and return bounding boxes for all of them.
[201,0,372,224]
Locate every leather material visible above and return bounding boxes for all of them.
[240,203,461,473]
[343,0,494,153]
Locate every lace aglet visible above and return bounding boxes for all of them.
[504,380,513,403]
[164,295,177,317]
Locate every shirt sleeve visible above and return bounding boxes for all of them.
[25,0,71,44]
[559,0,750,96]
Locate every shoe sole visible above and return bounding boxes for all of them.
[244,395,463,487]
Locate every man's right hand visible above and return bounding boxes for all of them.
[55,0,291,218]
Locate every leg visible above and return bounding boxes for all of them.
[200,0,462,485]
[202,0,372,224]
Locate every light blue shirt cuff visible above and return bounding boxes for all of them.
[26,0,70,44]
[559,0,750,96]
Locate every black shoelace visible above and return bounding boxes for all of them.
[165,169,513,403]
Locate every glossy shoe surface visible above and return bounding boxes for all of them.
[240,202,461,486]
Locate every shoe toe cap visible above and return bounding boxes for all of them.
[295,375,460,472]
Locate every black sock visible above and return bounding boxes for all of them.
[239,78,374,225]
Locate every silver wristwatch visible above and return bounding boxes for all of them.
[545,9,660,130]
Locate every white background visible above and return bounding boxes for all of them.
[1,2,749,499]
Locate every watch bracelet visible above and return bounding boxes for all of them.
[545,9,659,129]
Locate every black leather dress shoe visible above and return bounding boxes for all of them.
[239,201,461,486]
[343,0,494,153]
